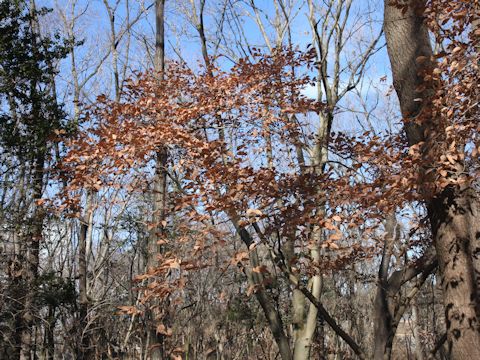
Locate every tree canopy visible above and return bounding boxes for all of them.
[0,0,479,359]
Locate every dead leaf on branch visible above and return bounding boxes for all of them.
[246,284,259,296]
[231,251,249,265]
[156,324,173,336]
[117,305,141,316]
[322,242,339,250]
[328,231,342,242]
[252,265,269,274]
[246,208,263,217]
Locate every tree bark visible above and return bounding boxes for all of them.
[237,227,293,360]
[383,1,480,358]
[412,301,424,360]
[373,215,437,360]
[147,1,167,359]
[373,216,399,360]
[19,4,46,355]
[77,192,93,360]
[19,154,45,360]
[427,188,480,359]
[292,232,322,360]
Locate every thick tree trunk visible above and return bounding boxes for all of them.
[373,295,396,360]
[384,1,480,358]
[427,188,480,359]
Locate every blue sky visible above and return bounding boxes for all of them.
[28,0,409,263]
[37,0,391,104]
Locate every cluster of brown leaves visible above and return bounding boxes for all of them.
[55,6,479,334]
[57,48,421,288]
[387,0,480,196]
[422,0,480,190]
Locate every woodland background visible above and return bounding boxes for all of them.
[0,0,479,359]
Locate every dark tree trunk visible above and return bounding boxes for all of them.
[147,1,168,359]
[77,193,92,360]
[237,227,293,360]
[383,1,480,358]
[44,306,55,360]
[19,154,45,360]
[373,216,398,360]
[427,187,480,358]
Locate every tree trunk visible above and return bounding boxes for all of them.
[373,295,396,360]
[44,306,55,360]
[292,233,322,360]
[16,3,46,357]
[373,215,398,360]
[293,275,321,360]
[77,192,93,360]
[411,301,424,360]
[237,227,293,360]
[19,153,45,360]
[427,188,480,359]
[147,1,167,359]
[383,1,480,358]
